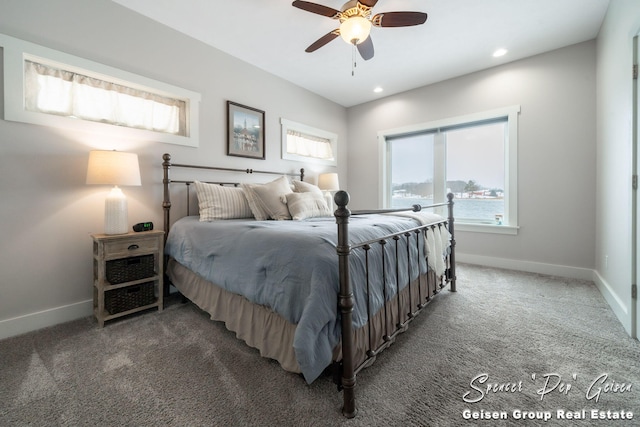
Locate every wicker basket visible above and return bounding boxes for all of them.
[106,255,154,284]
[105,282,156,315]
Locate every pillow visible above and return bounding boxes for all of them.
[292,180,323,195]
[241,184,269,220]
[193,181,253,221]
[286,192,332,220]
[242,176,293,220]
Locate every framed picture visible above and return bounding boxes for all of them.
[227,101,265,159]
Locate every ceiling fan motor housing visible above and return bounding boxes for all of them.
[340,0,372,19]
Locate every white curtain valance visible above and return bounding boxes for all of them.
[286,129,334,160]
[24,60,186,135]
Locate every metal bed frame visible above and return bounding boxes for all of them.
[161,153,456,418]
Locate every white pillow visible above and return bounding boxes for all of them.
[242,176,293,220]
[292,180,323,195]
[193,181,253,221]
[241,184,269,220]
[286,192,332,220]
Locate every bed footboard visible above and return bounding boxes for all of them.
[334,191,456,418]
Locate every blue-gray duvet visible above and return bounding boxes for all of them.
[165,214,445,383]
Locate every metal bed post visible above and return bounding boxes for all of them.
[447,192,457,292]
[162,153,172,246]
[334,190,357,418]
[162,154,173,299]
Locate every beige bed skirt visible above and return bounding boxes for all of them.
[167,258,440,378]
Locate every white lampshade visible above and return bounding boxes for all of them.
[86,150,141,235]
[318,173,340,211]
[86,150,141,186]
[340,16,372,45]
[318,173,340,191]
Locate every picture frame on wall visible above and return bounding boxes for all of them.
[227,101,265,159]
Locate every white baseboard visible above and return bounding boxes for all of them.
[456,252,594,281]
[592,270,632,336]
[0,299,93,341]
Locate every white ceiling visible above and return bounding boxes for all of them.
[111,0,610,107]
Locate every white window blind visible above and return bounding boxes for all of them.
[24,60,187,136]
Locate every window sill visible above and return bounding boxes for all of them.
[455,223,519,235]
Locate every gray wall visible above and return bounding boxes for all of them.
[0,0,347,338]
[346,41,597,276]
[595,0,640,337]
[2,0,636,339]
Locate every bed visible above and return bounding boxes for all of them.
[161,153,457,417]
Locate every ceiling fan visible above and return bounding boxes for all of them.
[292,0,428,61]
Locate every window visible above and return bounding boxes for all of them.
[380,106,520,234]
[281,118,337,165]
[25,60,187,135]
[1,33,201,147]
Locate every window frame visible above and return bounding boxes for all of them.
[281,118,338,166]
[378,105,520,235]
[1,33,201,147]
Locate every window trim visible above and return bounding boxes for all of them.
[281,118,338,166]
[0,33,201,147]
[378,105,520,234]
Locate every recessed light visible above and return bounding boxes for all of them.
[373,87,383,93]
[493,48,508,58]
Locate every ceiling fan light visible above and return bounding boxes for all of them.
[340,16,372,45]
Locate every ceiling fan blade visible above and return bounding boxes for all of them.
[358,0,379,8]
[305,30,340,52]
[372,12,428,27]
[292,1,340,18]
[357,36,374,61]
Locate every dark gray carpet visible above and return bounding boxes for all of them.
[1,264,639,426]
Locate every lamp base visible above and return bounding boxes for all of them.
[324,191,334,212]
[104,187,128,235]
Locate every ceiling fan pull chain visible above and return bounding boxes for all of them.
[352,41,357,76]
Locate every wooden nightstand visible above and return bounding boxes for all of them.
[91,230,164,327]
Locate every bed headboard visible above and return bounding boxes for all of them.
[162,153,305,239]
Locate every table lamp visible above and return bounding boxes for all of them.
[86,150,141,235]
[318,172,340,211]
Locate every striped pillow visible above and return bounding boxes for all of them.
[194,181,253,221]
